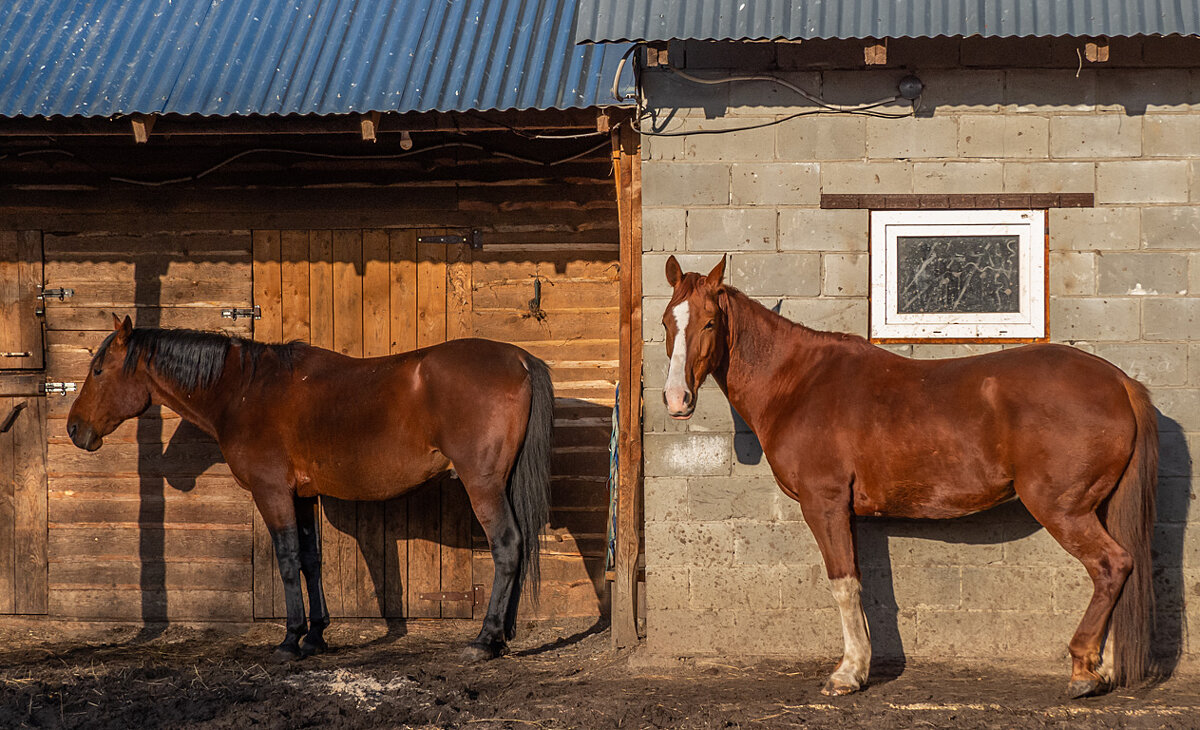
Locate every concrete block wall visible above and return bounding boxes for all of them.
[640,53,1199,666]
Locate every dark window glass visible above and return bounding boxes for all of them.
[896,235,1019,314]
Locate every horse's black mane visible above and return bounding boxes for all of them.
[93,327,302,392]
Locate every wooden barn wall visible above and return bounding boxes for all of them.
[0,139,618,623]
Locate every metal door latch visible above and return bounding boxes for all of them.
[2,352,32,358]
[41,382,77,396]
[417,229,483,249]
[38,287,74,301]
[221,306,261,321]
[417,584,485,608]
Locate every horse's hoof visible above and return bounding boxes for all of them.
[461,642,505,663]
[821,678,862,696]
[1067,678,1103,699]
[271,645,302,664]
[299,636,328,658]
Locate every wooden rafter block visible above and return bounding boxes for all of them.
[1085,38,1110,63]
[130,114,155,143]
[360,111,381,142]
[864,40,887,65]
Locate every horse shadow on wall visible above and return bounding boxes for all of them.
[733,409,1190,681]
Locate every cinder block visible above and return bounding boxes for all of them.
[822,253,868,297]
[644,208,687,252]
[779,564,843,610]
[1004,161,1095,193]
[644,477,688,522]
[1143,298,1200,340]
[644,432,732,477]
[820,71,915,114]
[1049,115,1142,158]
[1052,567,1092,614]
[961,566,1055,611]
[1006,69,1096,112]
[877,521,1006,566]
[686,208,776,251]
[1049,251,1096,296]
[958,115,1049,159]
[914,609,1075,659]
[1193,160,1200,202]
[642,252,727,296]
[1049,297,1140,341]
[1189,343,1200,385]
[919,69,1003,113]
[866,117,959,159]
[1094,343,1188,386]
[780,298,868,336]
[1148,388,1200,432]
[643,383,734,434]
[1096,252,1189,296]
[1002,527,1077,567]
[909,343,1003,359]
[778,209,869,251]
[1097,69,1195,114]
[1144,115,1200,157]
[646,608,723,655]
[688,566,785,610]
[683,118,776,161]
[642,163,729,206]
[820,161,914,194]
[914,161,1004,193]
[717,608,843,656]
[1049,207,1139,251]
[688,475,779,521]
[728,72,822,111]
[641,68,730,119]
[643,133,686,161]
[730,252,820,296]
[882,565,963,610]
[1156,476,1197,521]
[776,115,867,161]
[646,566,689,611]
[642,297,670,345]
[1096,161,1189,204]
[1143,206,1200,249]
[644,520,736,568]
[732,522,822,565]
[730,163,820,205]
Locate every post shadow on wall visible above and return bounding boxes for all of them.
[728,404,1185,682]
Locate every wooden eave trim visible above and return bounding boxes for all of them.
[822,193,1094,209]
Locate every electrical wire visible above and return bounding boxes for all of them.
[461,111,609,139]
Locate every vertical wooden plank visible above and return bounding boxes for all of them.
[0,233,25,369]
[0,397,15,613]
[415,236,447,348]
[251,230,283,618]
[308,230,343,616]
[15,231,43,369]
[357,229,390,616]
[280,230,311,343]
[442,241,474,617]
[612,126,644,647]
[386,229,416,617]
[332,230,364,615]
[13,397,47,613]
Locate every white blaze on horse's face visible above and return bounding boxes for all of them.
[664,300,692,418]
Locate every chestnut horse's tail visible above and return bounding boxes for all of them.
[510,355,553,602]
[1108,377,1158,686]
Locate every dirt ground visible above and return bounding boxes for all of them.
[0,617,1196,729]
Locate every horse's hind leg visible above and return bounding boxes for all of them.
[1020,502,1132,698]
[462,477,522,662]
[296,496,330,657]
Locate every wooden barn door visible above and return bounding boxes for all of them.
[0,231,48,615]
[251,229,474,619]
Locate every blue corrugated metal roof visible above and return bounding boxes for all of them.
[573,0,1200,43]
[0,0,635,118]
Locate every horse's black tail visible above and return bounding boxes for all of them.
[509,355,553,603]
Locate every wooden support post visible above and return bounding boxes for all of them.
[864,39,887,65]
[130,114,155,143]
[611,122,643,649]
[360,111,381,142]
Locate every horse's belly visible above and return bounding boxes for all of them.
[853,472,1015,519]
[295,450,451,501]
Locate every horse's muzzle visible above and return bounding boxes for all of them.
[67,421,102,451]
[663,389,695,420]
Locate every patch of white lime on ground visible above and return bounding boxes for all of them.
[284,668,432,712]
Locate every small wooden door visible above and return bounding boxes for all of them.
[251,229,475,619]
[0,231,47,614]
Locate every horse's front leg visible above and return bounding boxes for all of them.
[253,488,308,662]
[799,495,871,695]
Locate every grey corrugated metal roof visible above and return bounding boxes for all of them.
[573,0,1200,42]
[0,0,634,118]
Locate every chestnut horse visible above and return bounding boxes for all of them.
[661,257,1157,698]
[68,315,552,663]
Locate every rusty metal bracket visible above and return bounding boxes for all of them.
[0,401,26,433]
[417,229,483,249]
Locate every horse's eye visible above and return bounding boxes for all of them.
[703,321,714,330]
[92,366,102,376]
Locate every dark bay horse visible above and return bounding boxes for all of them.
[68,315,552,663]
[661,257,1157,699]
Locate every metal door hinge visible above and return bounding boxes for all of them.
[418,584,484,608]
[41,382,77,396]
[417,229,483,249]
[221,306,261,321]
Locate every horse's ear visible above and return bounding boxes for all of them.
[665,255,682,288]
[113,314,133,342]
[705,256,726,288]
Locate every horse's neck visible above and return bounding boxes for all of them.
[145,349,244,438]
[715,290,818,433]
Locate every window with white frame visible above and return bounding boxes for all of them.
[870,210,1046,340]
